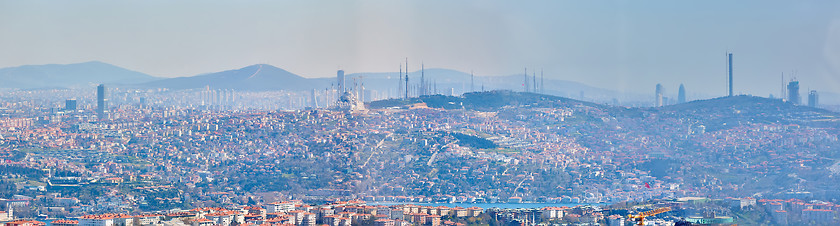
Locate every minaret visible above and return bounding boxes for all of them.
[360,79,365,103]
[405,58,409,99]
[421,63,425,96]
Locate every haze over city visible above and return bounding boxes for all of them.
[3,1,840,226]
[2,0,840,96]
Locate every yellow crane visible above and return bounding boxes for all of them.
[627,207,672,225]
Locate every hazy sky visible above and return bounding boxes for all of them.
[1,0,839,96]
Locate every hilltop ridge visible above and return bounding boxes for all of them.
[0,61,159,88]
[140,64,316,91]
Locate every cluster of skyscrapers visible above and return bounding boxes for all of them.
[785,80,819,108]
[654,83,688,107]
[653,52,820,108]
[62,84,109,120]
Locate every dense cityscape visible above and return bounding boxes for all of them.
[0,80,838,225]
[3,1,840,226]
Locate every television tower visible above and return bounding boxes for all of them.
[727,52,733,97]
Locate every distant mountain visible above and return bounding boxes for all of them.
[0,61,649,103]
[818,91,840,105]
[0,61,159,89]
[140,64,316,91]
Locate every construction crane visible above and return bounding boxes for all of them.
[627,207,672,225]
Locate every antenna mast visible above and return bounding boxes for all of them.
[540,69,544,94]
[533,71,537,93]
[470,70,475,92]
[524,67,529,92]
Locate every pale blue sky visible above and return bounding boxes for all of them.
[1,0,839,96]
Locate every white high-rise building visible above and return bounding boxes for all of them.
[337,70,346,94]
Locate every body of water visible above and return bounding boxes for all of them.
[368,202,607,209]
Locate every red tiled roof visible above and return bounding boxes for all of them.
[193,218,213,223]
[51,220,79,224]
[6,220,46,226]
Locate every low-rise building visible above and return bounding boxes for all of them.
[80,215,115,226]
[802,209,833,225]
[51,220,78,226]
[5,220,45,226]
[189,218,213,226]
[134,214,162,226]
[373,219,394,226]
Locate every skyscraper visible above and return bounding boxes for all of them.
[96,84,107,120]
[808,90,819,108]
[398,65,403,99]
[678,84,686,104]
[311,89,319,108]
[787,81,800,105]
[655,84,664,107]
[337,70,346,93]
[65,99,77,111]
